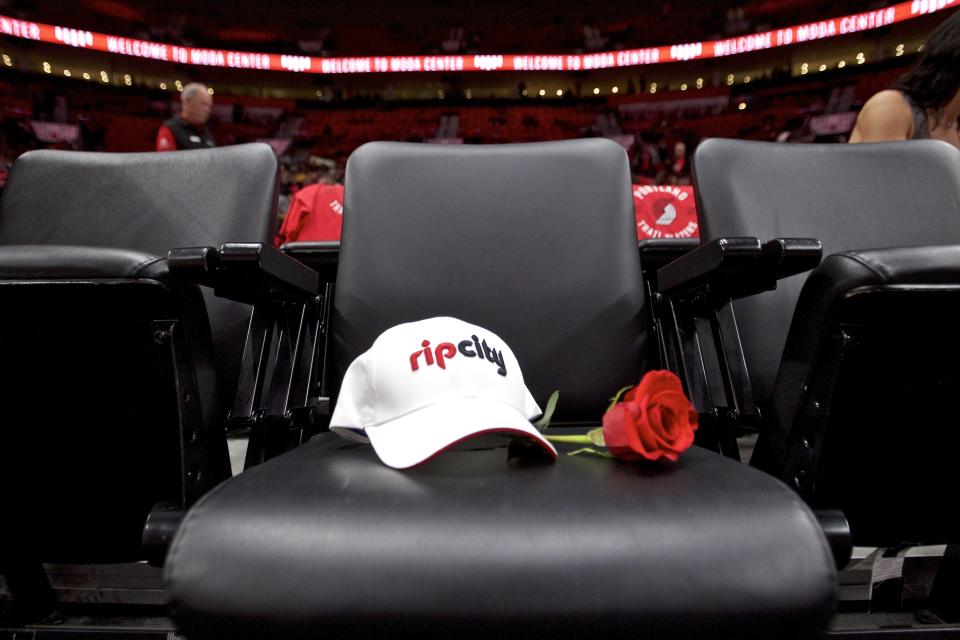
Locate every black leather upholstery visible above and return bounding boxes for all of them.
[337,140,646,421]
[0,144,280,399]
[777,245,960,414]
[166,140,837,638]
[167,434,836,640]
[0,245,163,279]
[0,145,277,249]
[693,139,960,405]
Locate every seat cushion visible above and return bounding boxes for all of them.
[166,434,837,639]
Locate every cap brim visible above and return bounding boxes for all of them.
[364,397,557,469]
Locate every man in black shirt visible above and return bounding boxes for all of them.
[156,82,216,151]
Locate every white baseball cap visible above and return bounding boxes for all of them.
[330,317,557,469]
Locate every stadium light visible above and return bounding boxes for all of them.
[800,62,808,74]
[895,44,904,56]
[856,52,865,64]
[696,77,703,89]
[593,87,599,94]
[818,64,826,71]
[42,61,51,73]
[649,82,657,94]
[521,89,528,96]
[738,102,746,110]
[744,75,751,83]
[2,55,11,67]
[538,89,545,96]
[123,74,132,86]
[207,87,214,94]
[175,80,183,91]
[160,82,167,89]
[680,83,687,91]
[100,70,108,82]
[63,69,71,77]
[726,74,734,85]
[838,60,846,68]
[556,89,563,96]
[82,72,90,80]
[611,86,619,93]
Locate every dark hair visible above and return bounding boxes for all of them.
[893,10,960,115]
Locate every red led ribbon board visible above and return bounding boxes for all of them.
[1,0,955,74]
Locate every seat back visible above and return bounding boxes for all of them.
[0,145,278,249]
[692,139,960,406]
[0,145,278,563]
[0,144,280,401]
[337,140,645,422]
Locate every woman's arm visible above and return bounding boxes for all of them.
[849,90,914,143]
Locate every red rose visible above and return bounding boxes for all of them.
[601,370,698,462]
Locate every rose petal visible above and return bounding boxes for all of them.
[602,403,632,451]
[656,394,691,439]
[616,402,660,460]
[631,398,663,456]
[640,397,673,444]
[660,409,699,457]
[637,370,684,399]
[659,405,679,440]
[647,404,676,448]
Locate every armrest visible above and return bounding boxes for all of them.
[167,246,220,288]
[779,244,960,371]
[280,241,340,279]
[637,239,699,283]
[834,245,960,284]
[637,238,700,259]
[763,238,822,280]
[657,237,762,296]
[657,237,821,303]
[169,242,320,305]
[815,510,852,570]
[281,240,340,259]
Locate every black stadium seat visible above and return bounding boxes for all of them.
[678,138,960,548]
[654,136,960,623]
[164,139,837,640]
[0,144,299,618]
